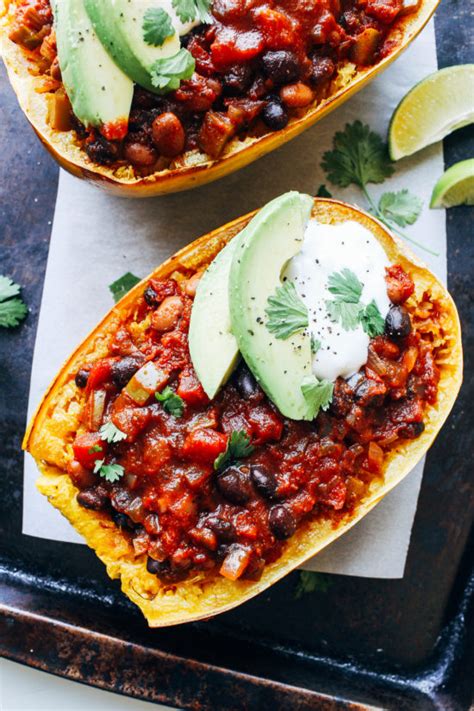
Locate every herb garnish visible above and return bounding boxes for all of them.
[301,374,334,419]
[316,184,332,198]
[214,430,254,471]
[155,387,185,417]
[0,275,28,328]
[99,421,127,443]
[172,0,212,24]
[265,281,308,340]
[150,48,195,92]
[143,7,175,46]
[88,444,103,455]
[310,335,321,354]
[294,571,332,598]
[325,268,385,337]
[109,272,141,303]
[321,121,435,256]
[93,460,125,483]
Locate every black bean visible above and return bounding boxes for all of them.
[110,357,142,389]
[398,421,425,439]
[310,56,336,86]
[111,510,135,531]
[385,305,412,338]
[250,464,278,499]
[216,465,254,505]
[85,135,120,165]
[261,50,299,85]
[144,285,158,307]
[354,378,386,408]
[77,487,108,511]
[223,64,253,95]
[75,369,89,388]
[234,365,260,399]
[146,558,189,583]
[262,97,289,131]
[269,505,296,540]
[205,515,237,542]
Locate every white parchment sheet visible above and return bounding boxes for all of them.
[23,21,446,578]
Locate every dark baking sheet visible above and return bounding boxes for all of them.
[1,2,473,708]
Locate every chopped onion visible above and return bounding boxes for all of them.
[90,389,106,430]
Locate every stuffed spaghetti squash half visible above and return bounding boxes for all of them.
[24,195,462,626]
[1,0,438,196]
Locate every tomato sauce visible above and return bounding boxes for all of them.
[68,264,440,585]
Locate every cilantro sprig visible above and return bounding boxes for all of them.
[93,459,125,483]
[265,281,308,340]
[143,7,175,46]
[295,571,332,598]
[214,430,254,471]
[150,48,195,92]
[301,375,334,419]
[109,272,141,303]
[321,121,437,256]
[172,0,212,24]
[99,421,127,444]
[155,387,185,417]
[0,275,28,328]
[325,268,385,337]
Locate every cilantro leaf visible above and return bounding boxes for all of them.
[88,444,103,454]
[327,268,363,303]
[143,7,175,46]
[172,0,212,23]
[321,121,394,189]
[301,375,334,419]
[265,281,308,340]
[214,430,254,471]
[378,189,423,228]
[0,275,28,328]
[150,48,195,92]
[109,272,141,303]
[155,387,185,417]
[310,335,321,354]
[325,300,361,330]
[295,571,332,598]
[0,275,20,301]
[360,300,385,338]
[316,184,332,198]
[93,459,125,483]
[99,421,127,444]
[0,298,28,328]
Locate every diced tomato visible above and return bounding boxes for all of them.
[365,0,402,24]
[385,265,415,304]
[211,28,265,67]
[252,7,299,50]
[248,405,283,445]
[86,358,115,390]
[181,428,228,463]
[72,432,107,470]
[319,475,347,510]
[101,119,128,141]
[177,367,209,406]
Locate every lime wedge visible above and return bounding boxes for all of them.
[389,65,474,160]
[430,159,474,208]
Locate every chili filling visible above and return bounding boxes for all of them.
[10,0,417,171]
[67,263,440,584]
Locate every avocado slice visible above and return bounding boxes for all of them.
[229,192,315,420]
[84,0,181,94]
[54,0,133,135]
[189,239,240,399]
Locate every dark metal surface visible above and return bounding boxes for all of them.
[1,1,473,708]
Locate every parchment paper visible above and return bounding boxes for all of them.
[23,21,446,578]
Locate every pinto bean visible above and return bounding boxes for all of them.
[279,82,314,108]
[183,271,203,298]
[123,141,157,167]
[151,112,186,157]
[151,295,184,332]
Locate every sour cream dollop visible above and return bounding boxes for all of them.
[283,219,390,383]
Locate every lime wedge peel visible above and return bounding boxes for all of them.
[389,65,474,160]
[430,159,474,208]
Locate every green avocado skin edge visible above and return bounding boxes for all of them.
[228,191,315,421]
